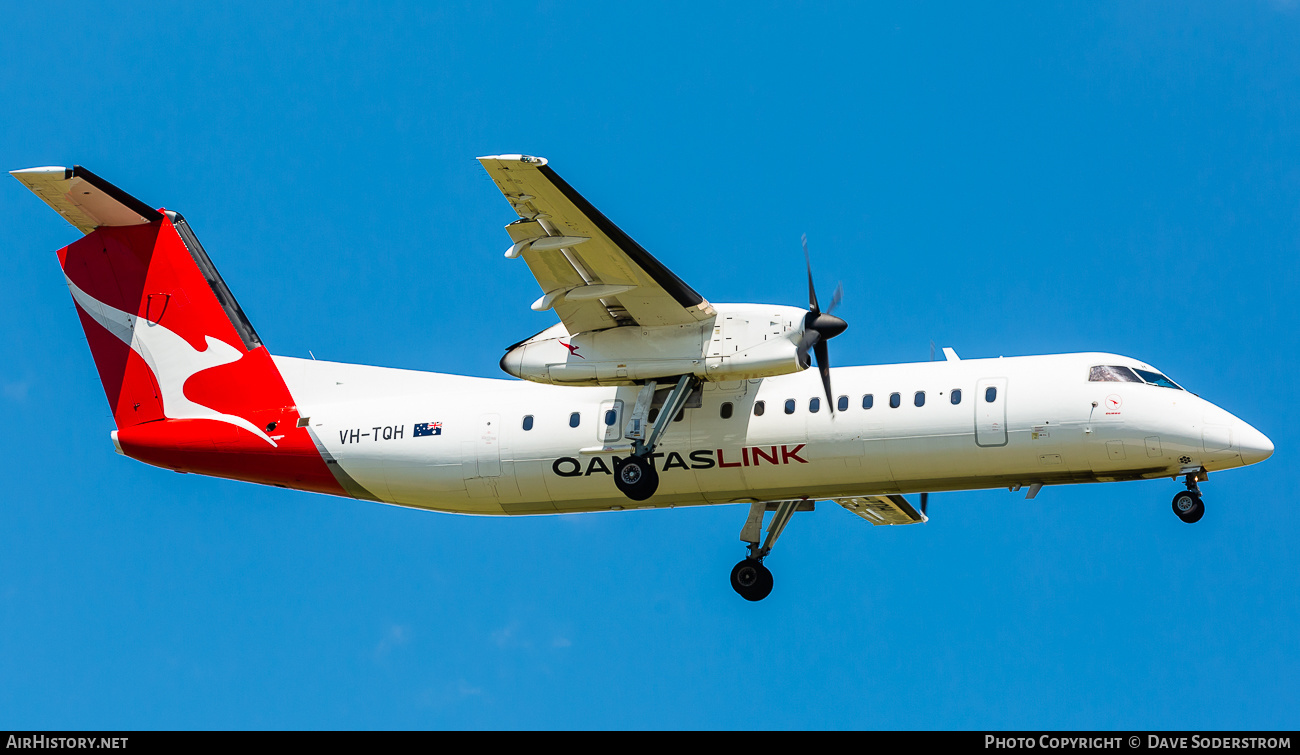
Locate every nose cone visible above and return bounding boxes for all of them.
[1236,421,1274,466]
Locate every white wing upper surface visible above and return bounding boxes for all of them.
[478,155,715,334]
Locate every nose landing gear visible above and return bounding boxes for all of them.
[1172,469,1206,523]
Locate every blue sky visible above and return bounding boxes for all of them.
[1,2,1297,729]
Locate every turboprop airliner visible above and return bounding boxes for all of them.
[13,157,1274,601]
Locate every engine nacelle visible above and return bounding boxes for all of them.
[500,304,809,385]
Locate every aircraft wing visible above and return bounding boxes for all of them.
[478,155,715,334]
[10,166,159,234]
[832,495,928,525]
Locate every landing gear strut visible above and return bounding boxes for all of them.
[1172,469,1206,523]
[730,498,811,601]
[614,375,697,502]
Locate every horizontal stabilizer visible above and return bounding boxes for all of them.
[11,165,159,234]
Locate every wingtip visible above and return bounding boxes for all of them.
[10,166,71,178]
[476,154,548,166]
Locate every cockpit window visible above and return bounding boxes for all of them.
[1089,365,1142,383]
[1133,368,1183,390]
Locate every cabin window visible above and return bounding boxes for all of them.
[754,401,765,417]
[784,399,796,414]
[522,415,534,431]
[862,394,874,410]
[674,407,685,422]
[604,409,618,426]
[1089,365,1142,383]
[914,391,925,407]
[809,397,821,413]
[569,412,581,428]
[648,407,660,423]
[837,395,849,412]
[889,392,901,408]
[985,387,997,403]
[950,389,962,405]
[720,402,734,419]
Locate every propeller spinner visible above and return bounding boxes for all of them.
[796,235,848,412]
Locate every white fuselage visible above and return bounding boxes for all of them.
[273,351,1272,514]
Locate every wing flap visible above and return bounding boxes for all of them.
[504,219,621,332]
[11,165,159,234]
[833,494,928,525]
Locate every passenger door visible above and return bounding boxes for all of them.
[597,399,624,444]
[463,413,501,478]
[975,378,1008,447]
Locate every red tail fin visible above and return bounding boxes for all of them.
[16,166,348,496]
[59,212,279,432]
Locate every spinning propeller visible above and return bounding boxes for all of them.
[796,235,848,413]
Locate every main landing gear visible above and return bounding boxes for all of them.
[1172,469,1207,523]
[612,454,658,502]
[614,375,697,502]
[730,498,811,601]
[730,559,773,602]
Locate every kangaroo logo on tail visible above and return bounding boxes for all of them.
[65,275,277,447]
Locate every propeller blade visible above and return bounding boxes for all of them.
[827,282,843,315]
[795,234,848,413]
[921,492,929,516]
[802,233,820,314]
[814,340,833,413]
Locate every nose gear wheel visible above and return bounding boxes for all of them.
[1172,491,1204,523]
[1172,470,1206,523]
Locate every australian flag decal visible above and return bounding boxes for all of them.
[414,421,443,437]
